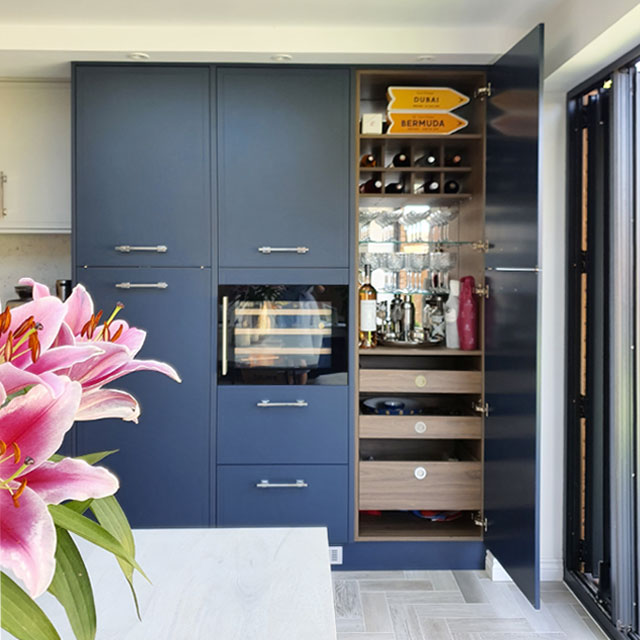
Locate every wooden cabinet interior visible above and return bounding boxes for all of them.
[355,69,487,542]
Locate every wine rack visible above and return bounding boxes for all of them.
[354,69,487,542]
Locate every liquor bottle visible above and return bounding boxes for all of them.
[445,152,463,166]
[385,182,404,194]
[422,179,440,194]
[389,152,410,167]
[415,150,438,167]
[359,264,378,348]
[359,179,383,194]
[444,179,460,194]
[360,153,377,167]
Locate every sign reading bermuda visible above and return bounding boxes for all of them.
[386,86,470,112]
[386,111,469,135]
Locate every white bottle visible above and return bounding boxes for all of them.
[445,279,460,349]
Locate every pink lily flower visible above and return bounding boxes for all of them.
[0,382,119,597]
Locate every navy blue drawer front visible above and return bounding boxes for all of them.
[75,65,212,267]
[217,464,348,542]
[217,386,348,464]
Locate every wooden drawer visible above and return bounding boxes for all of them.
[359,461,482,510]
[359,415,482,439]
[217,386,348,464]
[217,464,348,543]
[359,369,481,394]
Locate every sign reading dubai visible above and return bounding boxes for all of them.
[386,86,470,112]
[386,111,469,135]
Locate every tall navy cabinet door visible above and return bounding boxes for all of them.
[484,25,543,608]
[74,65,211,267]
[74,268,212,527]
[217,68,350,268]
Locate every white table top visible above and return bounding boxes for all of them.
[34,527,337,640]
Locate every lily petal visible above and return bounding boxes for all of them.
[107,322,145,356]
[66,342,131,389]
[24,458,119,505]
[52,321,76,348]
[62,284,94,335]
[98,357,182,387]
[0,363,55,397]
[18,278,51,300]
[0,486,56,598]
[27,344,105,376]
[76,388,140,423]
[0,382,81,476]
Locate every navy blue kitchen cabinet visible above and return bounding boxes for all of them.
[217,68,351,268]
[74,267,212,527]
[74,65,212,267]
[218,386,349,464]
[217,464,349,542]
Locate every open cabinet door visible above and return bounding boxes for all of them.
[484,24,543,608]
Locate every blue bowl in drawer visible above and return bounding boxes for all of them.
[361,397,424,416]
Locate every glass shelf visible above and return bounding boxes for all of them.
[359,240,479,246]
[377,288,449,296]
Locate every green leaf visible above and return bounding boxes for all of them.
[48,505,148,582]
[1,572,60,640]
[63,499,94,515]
[90,496,142,619]
[48,527,96,640]
[49,450,119,465]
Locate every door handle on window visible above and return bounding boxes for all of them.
[258,246,309,254]
[256,400,308,408]
[221,296,228,376]
[114,245,168,253]
[115,282,168,289]
[256,479,308,489]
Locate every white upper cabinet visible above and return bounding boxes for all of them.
[0,81,71,233]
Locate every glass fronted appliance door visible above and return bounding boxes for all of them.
[219,284,348,385]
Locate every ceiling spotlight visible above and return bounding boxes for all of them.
[271,54,293,62]
[416,55,435,62]
[127,52,150,61]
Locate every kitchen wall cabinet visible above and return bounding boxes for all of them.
[217,68,350,268]
[0,81,71,233]
[74,66,212,267]
[74,267,212,527]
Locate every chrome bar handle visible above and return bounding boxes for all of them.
[221,296,228,376]
[257,400,309,408]
[258,246,310,254]
[115,282,168,289]
[489,267,540,272]
[256,479,308,489]
[114,245,168,253]
[1,172,7,217]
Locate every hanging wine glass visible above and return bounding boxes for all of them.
[385,253,406,292]
[401,206,430,242]
[406,253,430,292]
[377,209,404,242]
[429,251,457,291]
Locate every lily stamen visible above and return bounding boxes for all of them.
[11,478,27,507]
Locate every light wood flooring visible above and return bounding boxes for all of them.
[332,570,609,640]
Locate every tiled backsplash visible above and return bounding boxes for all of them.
[0,234,71,305]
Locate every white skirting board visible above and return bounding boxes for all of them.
[485,550,563,582]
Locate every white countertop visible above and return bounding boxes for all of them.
[33,527,337,640]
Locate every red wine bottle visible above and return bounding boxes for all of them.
[390,152,410,167]
[360,153,377,167]
[445,152,463,166]
[444,179,460,194]
[385,182,404,194]
[359,179,383,194]
[415,150,438,167]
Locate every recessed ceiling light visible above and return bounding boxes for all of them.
[416,55,435,62]
[127,52,150,61]
[271,54,293,62]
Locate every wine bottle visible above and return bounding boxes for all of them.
[444,179,460,194]
[415,150,438,167]
[359,179,383,194]
[445,152,463,166]
[360,153,377,167]
[458,276,478,350]
[389,152,410,167]
[422,180,440,194]
[359,264,378,348]
[385,182,404,194]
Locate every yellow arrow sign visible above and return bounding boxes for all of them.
[386,112,469,135]
[387,86,470,112]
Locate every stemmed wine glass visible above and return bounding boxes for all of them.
[406,253,430,292]
[377,209,404,242]
[429,251,457,291]
[401,207,431,242]
[385,253,406,292]
[359,208,382,242]
[427,206,459,243]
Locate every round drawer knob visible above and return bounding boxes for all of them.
[414,375,427,388]
[414,466,427,480]
[414,421,427,434]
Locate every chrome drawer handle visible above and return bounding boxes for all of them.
[258,246,309,254]
[257,400,308,408]
[114,245,168,253]
[115,282,168,289]
[256,479,308,489]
